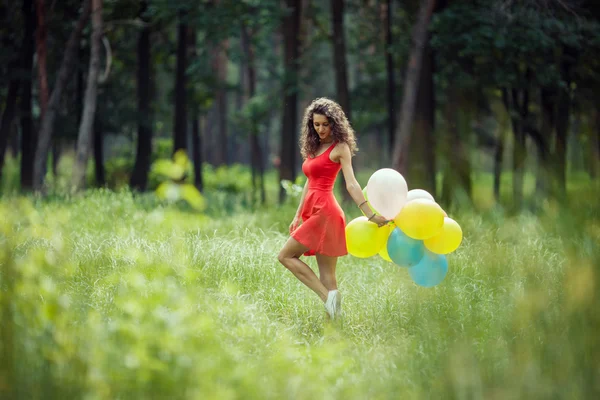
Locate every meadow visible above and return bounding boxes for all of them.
[1,159,600,399]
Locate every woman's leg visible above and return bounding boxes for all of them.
[316,254,338,291]
[278,237,329,302]
[316,254,341,319]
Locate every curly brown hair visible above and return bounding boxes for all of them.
[299,97,358,159]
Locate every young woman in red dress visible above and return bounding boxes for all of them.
[277,98,388,320]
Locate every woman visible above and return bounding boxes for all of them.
[277,97,388,320]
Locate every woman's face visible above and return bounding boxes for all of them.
[312,113,332,142]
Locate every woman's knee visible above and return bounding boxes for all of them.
[277,251,289,266]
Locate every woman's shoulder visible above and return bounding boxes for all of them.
[331,141,352,161]
[332,141,351,154]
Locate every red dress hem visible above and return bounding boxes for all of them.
[291,231,349,257]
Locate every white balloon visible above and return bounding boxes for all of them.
[366,168,408,219]
[407,189,435,203]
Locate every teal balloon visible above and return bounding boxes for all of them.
[387,227,424,268]
[409,251,448,287]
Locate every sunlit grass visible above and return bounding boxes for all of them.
[1,185,599,399]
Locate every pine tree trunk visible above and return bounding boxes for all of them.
[93,123,105,186]
[441,90,471,206]
[130,0,153,191]
[173,13,188,154]
[555,79,571,196]
[192,115,203,191]
[33,0,91,191]
[205,105,217,165]
[241,22,264,205]
[51,141,60,176]
[35,0,49,120]
[0,80,19,180]
[216,43,229,165]
[537,87,555,197]
[330,0,353,203]
[407,41,435,194]
[20,0,36,190]
[71,0,102,191]
[392,0,436,174]
[592,110,600,179]
[493,127,505,202]
[511,88,527,209]
[385,0,395,153]
[279,0,302,203]
[188,26,203,191]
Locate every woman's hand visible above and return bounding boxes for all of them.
[289,215,301,234]
[370,214,389,228]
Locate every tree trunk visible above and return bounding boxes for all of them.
[493,125,505,202]
[192,114,203,191]
[385,0,395,153]
[71,0,102,191]
[502,86,529,209]
[130,0,153,191]
[51,141,60,176]
[35,0,49,121]
[279,0,302,203]
[406,39,435,194]
[187,26,203,191]
[33,0,91,191]
[592,110,600,180]
[331,0,350,120]
[204,105,217,165]
[20,0,36,190]
[173,13,188,154]
[214,42,229,166]
[0,80,19,180]
[511,88,527,209]
[93,122,104,186]
[330,0,353,203]
[392,0,436,174]
[234,35,247,165]
[242,23,266,205]
[8,126,19,158]
[555,75,571,197]
[537,87,555,197]
[241,23,256,202]
[441,90,471,206]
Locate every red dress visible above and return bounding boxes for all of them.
[291,142,348,257]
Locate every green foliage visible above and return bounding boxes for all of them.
[430,0,600,92]
[231,94,271,136]
[151,149,206,211]
[202,163,253,193]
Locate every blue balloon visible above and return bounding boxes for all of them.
[409,251,448,287]
[387,227,425,267]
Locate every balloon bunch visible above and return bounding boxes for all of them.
[345,168,463,287]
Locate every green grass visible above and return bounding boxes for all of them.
[1,185,600,399]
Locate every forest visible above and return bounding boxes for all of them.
[1,0,598,206]
[1,0,600,399]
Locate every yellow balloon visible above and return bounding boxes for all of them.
[378,224,394,262]
[424,217,463,254]
[345,216,389,258]
[394,199,444,240]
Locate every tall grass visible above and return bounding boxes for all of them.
[1,184,599,399]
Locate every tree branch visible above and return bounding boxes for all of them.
[98,35,112,84]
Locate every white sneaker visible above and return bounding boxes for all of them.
[324,290,342,320]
